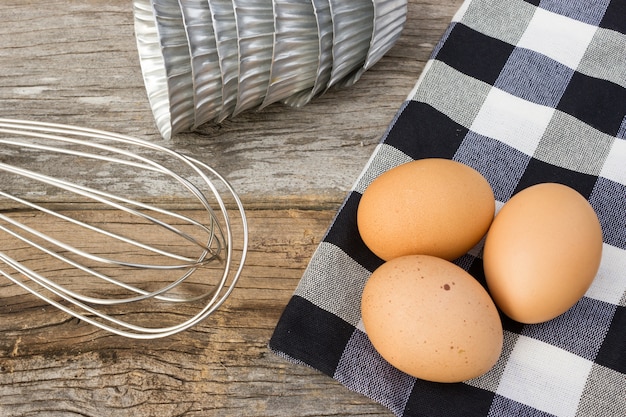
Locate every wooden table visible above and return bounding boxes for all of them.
[0,1,462,415]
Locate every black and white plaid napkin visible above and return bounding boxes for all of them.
[270,1,626,416]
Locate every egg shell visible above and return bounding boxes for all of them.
[483,183,603,324]
[356,158,495,261]
[361,254,503,383]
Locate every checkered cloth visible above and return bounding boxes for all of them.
[269,0,626,416]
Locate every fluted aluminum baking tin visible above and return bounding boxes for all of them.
[153,0,196,138]
[210,0,239,122]
[325,0,374,89]
[133,0,408,138]
[134,0,172,137]
[232,0,275,115]
[180,0,223,128]
[339,0,408,87]
[261,0,318,108]
[280,0,333,108]
[364,0,407,70]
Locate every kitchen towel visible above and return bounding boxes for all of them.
[269,0,626,416]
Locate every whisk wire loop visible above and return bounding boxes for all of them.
[0,118,248,339]
[0,129,224,259]
[0,216,205,306]
[0,175,220,269]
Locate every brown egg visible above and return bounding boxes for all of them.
[361,255,503,383]
[357,158,495,261]
[483,183,603,324]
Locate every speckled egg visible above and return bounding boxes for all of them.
[361,254,503,383]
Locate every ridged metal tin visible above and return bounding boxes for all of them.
[261,0,318,108]
[152,0,196,138]
[325,0,374,89]
[133,0,408,138]
[179,0,223,128]
[280,0,333,108]
[232,0,275,115]
[210,0,240,122]
[339,0,408,87]
[364,0,407,70]
[134,0,172,138]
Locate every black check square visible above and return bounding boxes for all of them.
[557,71,626,137]
[323,192,384,273]
[405,379,495,417]
[600,0,626,32]
[386,101,468,160]
[513,157,599,198]
[594,305,626,373]
[434,23,515,86]
[269,295,356,377]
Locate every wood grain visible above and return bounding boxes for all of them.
[0,0,463,415]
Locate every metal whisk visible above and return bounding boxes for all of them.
[0,118,248,339]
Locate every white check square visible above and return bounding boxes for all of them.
[600,138,626,185]
[470,87,553,156]
[516,7,597,70]
[496,336,593,417]
[586,244,626,306]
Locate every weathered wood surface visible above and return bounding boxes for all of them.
[0,1,463,416]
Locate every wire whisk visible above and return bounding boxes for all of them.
[0,118,248,339]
